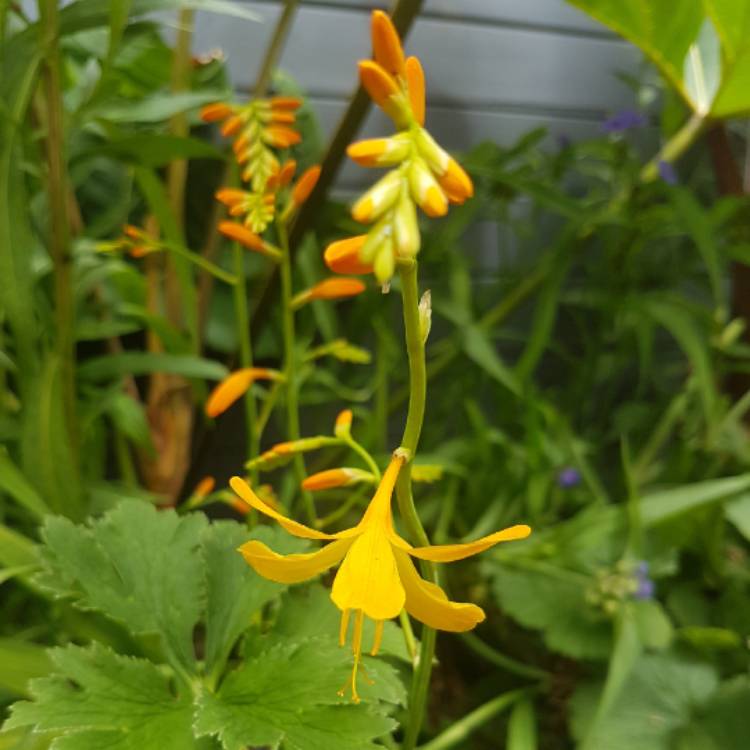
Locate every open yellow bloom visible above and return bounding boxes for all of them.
[232,454,530,702]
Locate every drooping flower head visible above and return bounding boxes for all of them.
[232,453,530,702]
[324,11,474,284]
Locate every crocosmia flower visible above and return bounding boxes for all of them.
[232,454,530,702]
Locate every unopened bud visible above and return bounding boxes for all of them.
[418,290,432,343]
[334,409,353,438]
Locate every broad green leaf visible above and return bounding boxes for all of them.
[0,449,49,518]
[633,600,673,650]
[195,639,398,750]
[725,492,750,541]
[683,19,722,115]
[4,644,195,749]
[78,352,227,381]
[489,563,611,659]
[37,502,207,672]
[570,652,718,750]
[0,639,52,697]
[202,523,301,679]
[676,677,750,750]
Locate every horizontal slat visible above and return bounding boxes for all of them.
[192,4,639,111]
[237,0,606,35]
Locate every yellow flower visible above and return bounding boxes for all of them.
[232,454,530,702]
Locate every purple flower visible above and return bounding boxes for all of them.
[658,160,678,185]
[556,133,572,150]
[602,109,646,134]
[557,467,581,489]
[634,577,655,600]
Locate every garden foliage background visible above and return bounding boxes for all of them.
[2,1,750,749]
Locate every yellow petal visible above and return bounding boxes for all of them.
[395,550,485,631]
[331,527,405,620]
[405,56,425,125]
[229,476,357,541]
[238,538,352,583]
[408,524,531,562]
[371,10,405,76]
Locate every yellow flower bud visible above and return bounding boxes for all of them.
[414,127,450,174]
[393,190,420,258]
[373,242,396,284]
[408,158,447,217]
[334,409,353,438]
[352,170,403,224]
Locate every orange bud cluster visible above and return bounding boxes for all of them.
[324,11,474,284]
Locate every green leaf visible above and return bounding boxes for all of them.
[683,18,722,115]
[726,492,750,541]
[676,677,750,750]
[4,644,195,749]
[37,502,207,672]
[0,639,52,697]
[633,600,674,650]
[0,524,38,569]
[489,563,612,659]
[195,639,398,750]
[88,91,221,123]
[0,449,49,519]
[463,325,521,395]
[89,134,223,166]
[569,652,718,750]
[202,523,300,679]
[78,353,227,381]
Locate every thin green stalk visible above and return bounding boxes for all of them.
[418,688,532,750]
[399,609,418,664]
[277,221,316,523]
[232,244,259,475]
[460,632,548,682]
[343,435,382,479]
[396,260,436,750]
[39,0,80,504]
[640,113,705,182]
[162,240,237,285]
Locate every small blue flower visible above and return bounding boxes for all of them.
[557,467,581,489]
[634,577,655,600]
[556,133,572,150]
[658,160,678,185]
[602,109,646,134]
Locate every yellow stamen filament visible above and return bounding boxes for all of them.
[339,609,351,646]
[370,620,384,656]
[350,609,365,703]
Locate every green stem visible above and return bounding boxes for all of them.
[640,113,705,182]
[39,0,80,510]
[396,260,436,750]
[162,240,236,285]
[343,435,382,479]
[418,688,532,750]
[277,221,316,523]
[232,244,259,475]
[459,632,548,682]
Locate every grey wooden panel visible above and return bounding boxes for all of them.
[288,0,604,34]
[192,3,638,111]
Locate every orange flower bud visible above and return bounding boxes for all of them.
[269,96,302,110]
[201,102,233,122]
[405,56,425,126]
[264,125,301,148]
[123,224,145,240]
[291,278,367,309]
[302,467,374,491]
[358,60,400,109]
[215,188,246,207]
[232,498,252,515]
[347,135,411,167]
[129,245,149,258]
[205,367,281,418]
[324,236,374,275]
[352,170,403,223]
[371,10,405,77]
[408,159,448,217]
[438,157,474,203]
[220,114,244,137]
[334,408,353,438]
[194,476,216,498]
[291,165,321,206]
[269,110,296,124]
[218,221,265,252]
[277,159,297,188]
